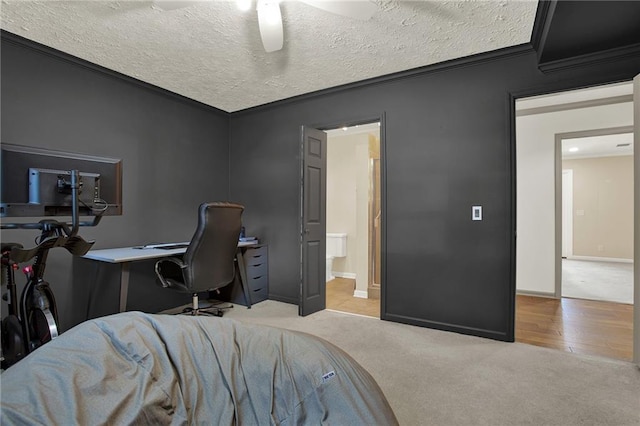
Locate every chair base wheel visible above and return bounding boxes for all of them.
[180,303,233,317]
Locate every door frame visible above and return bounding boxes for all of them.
[633,73,639,365]
[554,126,634,298]
[368,155,382,297]
[510,79,638,362]
[300,113,387,317]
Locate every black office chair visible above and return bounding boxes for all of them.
[155,202,244,316]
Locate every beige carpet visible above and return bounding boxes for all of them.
[562,259,634,304]
[224,300,640,426]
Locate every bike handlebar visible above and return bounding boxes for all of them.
[0,216,102,234]
[0,170,103,236]
[1,170,102,263]
[1,223,45,230]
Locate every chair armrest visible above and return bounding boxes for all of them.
[155,257,187,289]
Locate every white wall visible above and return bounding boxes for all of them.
[516,102,633,294]
[563,156,634,259]
[327,132,370,277]
[355,142,370,296]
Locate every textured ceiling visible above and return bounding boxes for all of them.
[1,1,538,112]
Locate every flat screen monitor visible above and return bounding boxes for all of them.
[1,143,122,217]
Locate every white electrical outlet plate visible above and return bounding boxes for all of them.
[472,205,482,221]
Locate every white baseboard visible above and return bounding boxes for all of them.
[333,272,357,280]
[353,290,368,299]
[566,255,633,264]
[516,290,556,298]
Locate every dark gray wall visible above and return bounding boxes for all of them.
[229,46,640,340]
[1,36,231,330]
[2,30,638,342]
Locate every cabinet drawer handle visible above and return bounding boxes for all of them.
[252,275,263,280]
[252,255,262,259]
[250,263,262,268]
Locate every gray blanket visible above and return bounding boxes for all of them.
[1,312,398,425]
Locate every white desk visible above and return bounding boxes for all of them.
[83,241,258,312]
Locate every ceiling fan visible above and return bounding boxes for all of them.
[153,0,378,52]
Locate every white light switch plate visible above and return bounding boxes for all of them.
[472,206,482,221]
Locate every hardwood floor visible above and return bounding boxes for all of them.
[326,279,633,361]
[326,278,379,317]
[516,295,633,361]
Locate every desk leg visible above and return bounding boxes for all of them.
[236,250,252,309]
[119,263,130,313]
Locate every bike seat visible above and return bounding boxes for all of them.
[9,237,65,263]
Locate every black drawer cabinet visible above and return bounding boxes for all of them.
[243,245,268,304]
[216,244,268,307]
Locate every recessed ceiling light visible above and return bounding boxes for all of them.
[236,0,252,11]
[569,147,579,152]
[342,127,348,131]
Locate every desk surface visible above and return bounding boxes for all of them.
[84,240,259,263]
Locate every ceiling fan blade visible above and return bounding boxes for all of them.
[257,1,284,52]
[152,0,201,11]
[299,0,377,21]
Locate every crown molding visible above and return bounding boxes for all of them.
[2,28,536,117]
[539,42,640,74]
[233,44,534,116]
[1,30,229,116]
[530,0,557,63]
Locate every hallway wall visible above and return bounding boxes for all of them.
[563,155,634,260]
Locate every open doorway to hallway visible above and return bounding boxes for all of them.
[515,81,635,361]
[560,132,634,304]
[325,122,381,318]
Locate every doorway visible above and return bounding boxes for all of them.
[514,81,635,361]
[325,122,381,317]
[558,130,634,305]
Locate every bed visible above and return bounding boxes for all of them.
[0,311,398,425]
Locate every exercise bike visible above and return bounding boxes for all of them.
[1,242,26,367]
[1,170,102,369]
